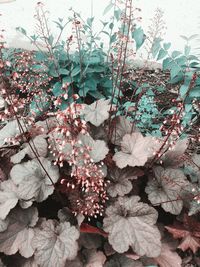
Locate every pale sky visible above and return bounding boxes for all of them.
[0,0,199,54]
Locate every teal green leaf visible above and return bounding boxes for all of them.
[151,37,162,58]
[114,9,122,21]
[88,91,105,99]
[48,35,54,46]
[49,64,59,77]
[63,76,72,83]
[189,87,200,98]
[34,51,47,62]
[180,73,192,98]
[109,22,114,30]
[163,58,172,70]
[175,55,187,66]
[184,45,191,56]
[163,42,171,50]
[171,51,182,58]
[157,48,168,60]
[132,27,145,50]
[170,64,182,79]
[110,33,117,44]
[52,82,63,97]
[59,68,69,75]
[87,17,94,27]
[71,66,81,77]
[32,64,48,73]
[103,2,114,15]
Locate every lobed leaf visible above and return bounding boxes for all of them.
[145,167,189,215]
[32,219,80,267]
[103,196,161,257]
[82,99,111,127]
[0,207,38,257]
[107,167,139,197]
[10,157,59,202]
[113,133,159,168]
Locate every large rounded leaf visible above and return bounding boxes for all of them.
[0,207,38,257]
[32,220,80,267]
[107,167,139,197]
[103,196,161,257]
[11,136,48,164]
[145,167,190,215]
[83,99,111,127]
[0,180,19,220]
[113,133,158,168]
[10,158,59,202]
[79,133,109,162]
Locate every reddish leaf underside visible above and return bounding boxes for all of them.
[80,223,108,238]
[165,214,200,253]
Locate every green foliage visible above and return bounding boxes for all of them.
[132,27,145,50]
[0,2,200,267]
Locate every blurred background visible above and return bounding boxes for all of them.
[0,0,199,55]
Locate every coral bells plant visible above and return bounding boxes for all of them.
[0,1,199,266]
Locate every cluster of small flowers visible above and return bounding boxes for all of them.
[0,86,26,121]
[0,48,52,122]
[48,102,108,217]
[10,51,51,93]
[68,160,108,217]
[160,100,185,140]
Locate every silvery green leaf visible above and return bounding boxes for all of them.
[0,179,34,220]
[103,196,161,257]
[161,139,188,167]
[107,167,138,197]
[10,149,26,164]
[0,180,19,220]
[113,133,159,168]
[10,157,59,202]
[11,136,48,164]
[104,254,144,267]
[132,27,145,50]
[103,2,114,15]
[82,99,111,127]
[0,206,38,257]
[78,133,109,162]
[145,167,189,215]
[110,116,134,146]
[32,220,80,267]
[0,119,28,147]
